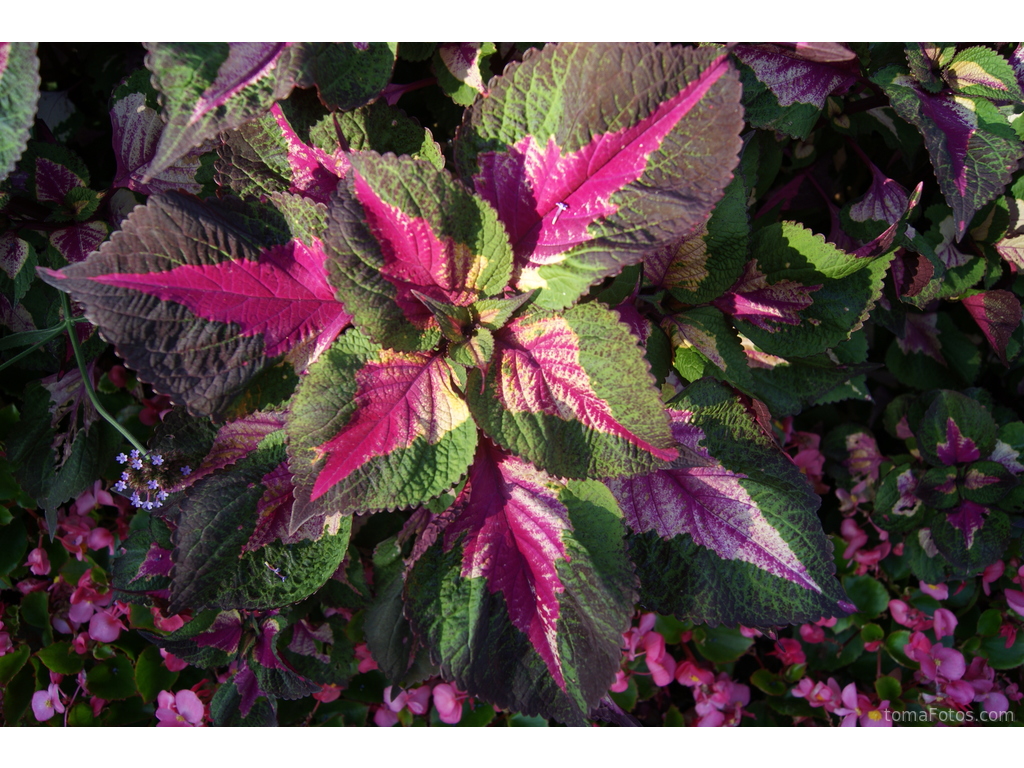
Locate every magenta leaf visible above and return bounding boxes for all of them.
[935,418,983,466]
[457,43,743,308]
[916,391,998,469]
[37,192,350,418]
[712,259,821,332]
[945,499,990,549]
[467,303,677,478]
[286,329,478,531]
[405,443,635,725]
[325,151,512,351]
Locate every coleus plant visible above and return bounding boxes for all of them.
[31,42,893,725]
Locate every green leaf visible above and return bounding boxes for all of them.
[294,43,396,112]
[884,630,917,669]
[692,626,753,663]
[86,654,138,700]
[979,632,1024,670]
[750,669,788,696]
[944,46,1024,101]
[875,675,902,701]
[134,644,179,704]
[0,43,40,182]
[36,641,85,675]
[735,222,893,358]
[842,575,890,619]
[0,644,30,685]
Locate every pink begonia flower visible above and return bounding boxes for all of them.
[432,683,466,724]
[637,612,656,634]
[693,673,751,727]
[31,683,66,721]
[72,632,90,655]
[155,689,205,726]
[932,608,958,639]
[739,626,762,638]
[791,677,843,712]
[1005,588,1024,617]
[919,646,966,684]
[160,648,189,672]
[609,669,629,693]
[0,627,12,656]
[982,561,1005,596]
[75,480,114,516]
[89,608,125,643]
[919,581,949,600]
[374,706,400,727]
[383,685,432,716]
[90,697,106,718]
[642,631,677,686]
[770,638,806,667]
[835,683,891,727]
[675,660,714,688]
[799,623,825,644]
[903,631,932,663]
[998,622,1017,649]
[354,642,378,674]
[151,606,186,633]
[26,547,50,576]
[87,527,115,555]
[888,599,932,631]
[840,518,869,561]
[313,684,343,703]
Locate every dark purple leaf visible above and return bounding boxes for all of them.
[961,290,1022,366]
[733,43,858,108]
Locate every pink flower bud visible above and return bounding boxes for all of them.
[932,608,958,639]
[26,547,50,576]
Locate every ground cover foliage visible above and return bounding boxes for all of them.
[1,41,1023,727]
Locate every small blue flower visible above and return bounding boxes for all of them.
[144,501,155,510]
[113,480,127,492]
[130,449,140,459]
[147,479,159,490]
[150,454,164,466]
[131,458,143,470]
[181,465,192,476]
[120,471,130,481]
[157,490,169,501]
[115,453,128,464]
[131,492,143,508]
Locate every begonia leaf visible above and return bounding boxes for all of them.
[877,65,1024,240]
[0,43,40,182]
[286,329,477,531]
[405,445,635,726]
[466,302,677,479]
[144,43,299,180]
[325,151,512,351]
[167,430,352,613]
[292,42,396,112]
[38,192,350,419]
[623,379,850,627]
[457,42,744,309]
[729,222,893,358]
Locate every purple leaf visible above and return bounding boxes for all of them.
[179,410,287,491]
[442,444,572,688]
[193,610,244,653]
[961,290,1022,366]
[49,221,108,264]
[896,311,945,364]
[733,43,858,108]
[946,499,989,549]
[608,410,823,594]
[0,233,30,280]
[35,155,85,203]
[132,543,174,582]
[848,148,911,225]
[266,103,348,205]
[712,259,821,331]
[936,417,983,465]
[110,91,203,195]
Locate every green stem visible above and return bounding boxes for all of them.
[61,292,148,456]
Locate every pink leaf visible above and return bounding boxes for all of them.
[712,260,820,331]
[87,237,350,360]
[443,445,571,688]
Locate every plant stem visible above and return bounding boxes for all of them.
[60,292,148,456]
